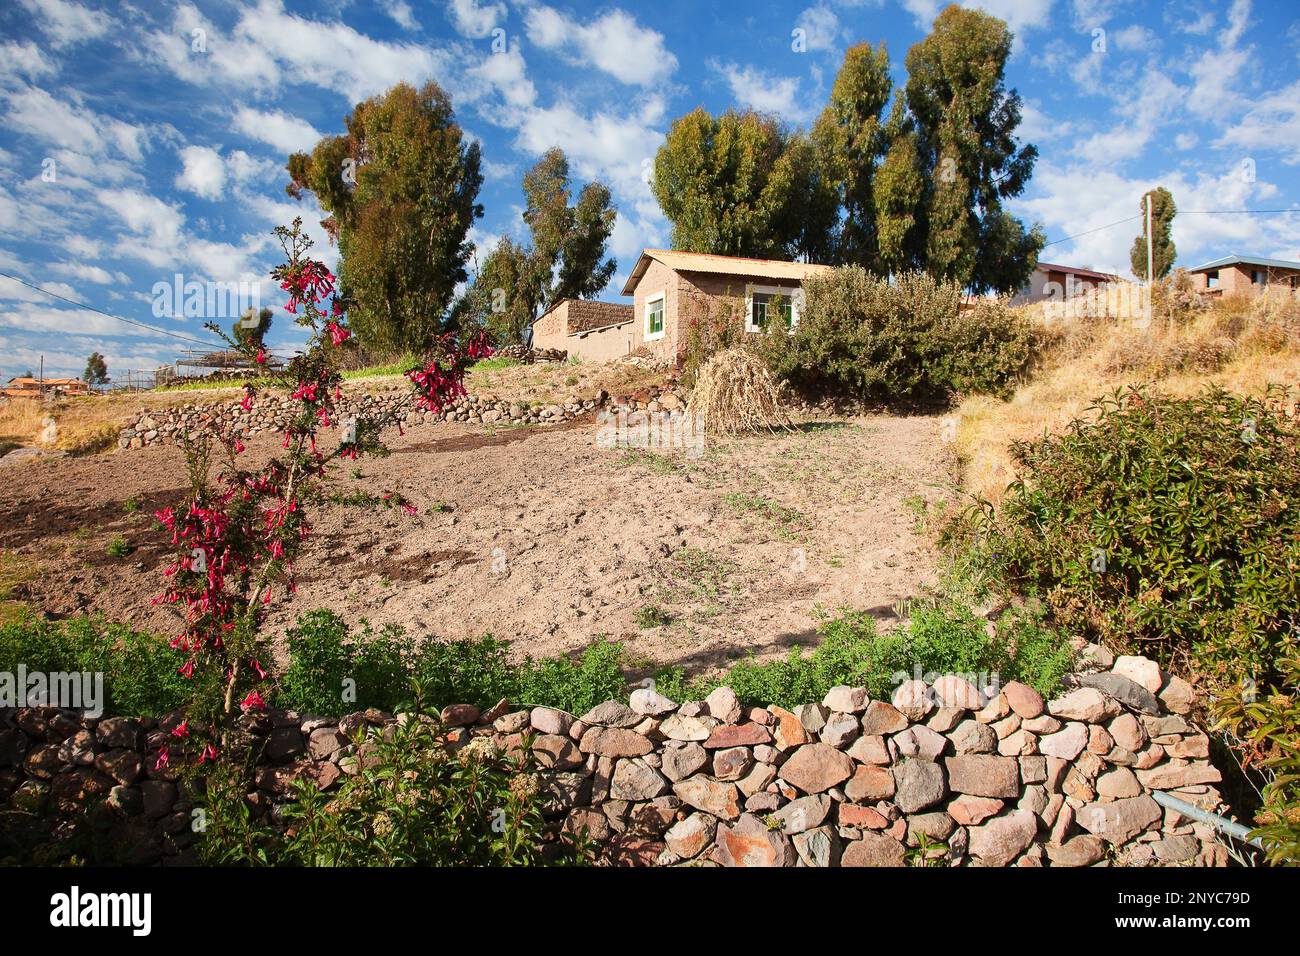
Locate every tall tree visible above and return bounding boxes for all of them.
[457,149,617,344]
[83,352,108,387]
[286,81,484,353]
[232,306,273,350]
[652,108,820,259]
[898,5,1043,293]
[1130,186,1177,280]
[811,42,893,266]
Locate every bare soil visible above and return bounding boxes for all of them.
[0,411,956,676]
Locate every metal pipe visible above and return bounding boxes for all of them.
[1151,790,1264,850]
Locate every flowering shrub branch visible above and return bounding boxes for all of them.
[152,218,489,764]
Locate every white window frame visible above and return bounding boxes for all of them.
[745,284,802,333]
[644,290,666,341]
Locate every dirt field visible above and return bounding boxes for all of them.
[0,410,956,677]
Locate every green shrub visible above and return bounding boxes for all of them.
[696,601,1072,709]
[777,267,1036,404]
[514,638,627,714]
[278,610,412,716]
[982,384,1300,691]
[196,716,588,866]
[0,612,189,717]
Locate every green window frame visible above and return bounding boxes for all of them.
[647,296,664,335]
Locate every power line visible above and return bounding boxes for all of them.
[0,269,227,350]
[1042,207,1300,248]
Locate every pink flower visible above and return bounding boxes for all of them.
[200,744,219,764]
[171,720,189,739]
[154,747,169,771]
[240,690,266,711]
[178,660,195,679]
[326,321,350,346]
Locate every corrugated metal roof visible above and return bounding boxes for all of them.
[1187,254,1300,272]
[620,249,834,296]
[1036,262,1121,282]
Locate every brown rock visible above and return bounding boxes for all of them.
[664,812,716,858]
[771,794,831,834]
[716,813,792,866]
[1039,722,1089,760]
[933,675,985,710]
[673,776,742,820]
[1135,761,1222,789]
[894,724,947,761]
[580,726,653,758]
[610,758,670,801]
[841,832,906,867]
[969,808,1038,866]
[532,733,584,770]
[844,764,896,802]
[530,707,575,736]
[893,759,947,813]
[769,706,809,749]
[1046,835,1105,867]
[661,740,708,781]
[838,803,889,829]
[1075,795,1162,843]
[440,704,480,727]
[945,754,1020,798]
[704,686,743,724]
[712,746,753,781]
[861,700,909,735]
[948,795,1005,826]
[778,743,854,794]
[848,734,890,765]
[704,723,771,749]
[1003,681,1045,718]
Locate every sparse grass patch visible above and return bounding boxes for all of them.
[633,604,673,629]
[105,535,131,557]
[722,491,808,534]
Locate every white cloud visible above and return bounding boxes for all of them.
[448,0,506,38]
[175,145,226,200]
[50,261,127,285]
[525,7,677,87]
[381,0,420,31]
[1217,81,1300,166]
[0,41,57,82]
[712,63,810,122]
[3,85,150,162]
[232,107,322,155]
[17,0,113,49]
[901,0,1054,35]
[795,5,843,52]
[1112,25,1157,52]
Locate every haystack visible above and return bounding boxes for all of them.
[687,348,792,435]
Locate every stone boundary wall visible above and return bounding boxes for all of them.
[0,648,1230,867]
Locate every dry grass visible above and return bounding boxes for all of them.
[689,347,792,435]
[957,288,1300,502]
[0,398,47,454]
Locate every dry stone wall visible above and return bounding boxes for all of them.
[0,648,1229,867]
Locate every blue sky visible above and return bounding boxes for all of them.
[1,0,1298,383]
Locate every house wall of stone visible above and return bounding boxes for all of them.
[630,259,681,364]
[531,303,569,352]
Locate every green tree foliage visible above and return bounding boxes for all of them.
[83,351,109,386]
[652,9,1043,294]
[811,42,893,266]
[652,108,819,258]
[286,81,484,353]
[458,148,617,345]
[231,307,273,350]
[1130,186,1177,280]
[897,5,1043,292]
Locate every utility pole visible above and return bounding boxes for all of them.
[38,355,44,401]
[1146,192,1154,287]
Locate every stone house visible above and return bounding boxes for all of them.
[529,249,834,365]
[1186,254,1300,297]
[1008,261,1122,306]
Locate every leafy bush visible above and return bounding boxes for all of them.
[688,601,1072,709]
[279,611,628,717]
[778,267,1036,404]
[197,715,588,866]
[1214,654,1300,865]
[0,612,189,717]
[982,385,1300,690]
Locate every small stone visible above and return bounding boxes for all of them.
[1078,673,1160,715]
[906,811,957,847]
[1047,688,1116,723]
[1096,767,1141,798]
[945,754,1020,798]
[716,813,792,867]
[629,688,677,716]
[844,764,896,802]
[894,724,947,761]
[704,724,771,749]
[704,687,743,724]
[610,758,670,801]
[1135,761,1222,789]
[664,812,716,858]
[823,686,869,714]
[580,726,653,758]
[660,713,715,741]
[769,706,809,749]
[893,759,947,813]
[819,712,860,749]
[533,734,584,770]
[440,704,480,727]
[792,827,839,867]
[838,803,889,829]
[1108,712,1148,752]
[772,794,831,834]
[933,675,985,710]
[892,680,933,721]
[847,735,890,765]
[968,808,1038,867]
[1112,655,1163,694]
[530,707,576,736]
[927,707,965,733]
[841,832,906,867]
[1039,722,1089,760]
[1076,795,1162,843]
[948,795,1005,826]
[1158,675,1195,714]
[737,761,777,797]
[779,743,854,794]
[796,703,828,734]
[861,701,909,735]
[1046,834,1105,867]
[673,776,742,820]
[1003,681,1045,718]
[949,720,998,754]
[580,700,640,728]
[661,741,708,781]
[712,746,753,782]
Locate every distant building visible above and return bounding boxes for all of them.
[1186,254,1300,297]
[1,376,89,399]
[1009,261,1122,306]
